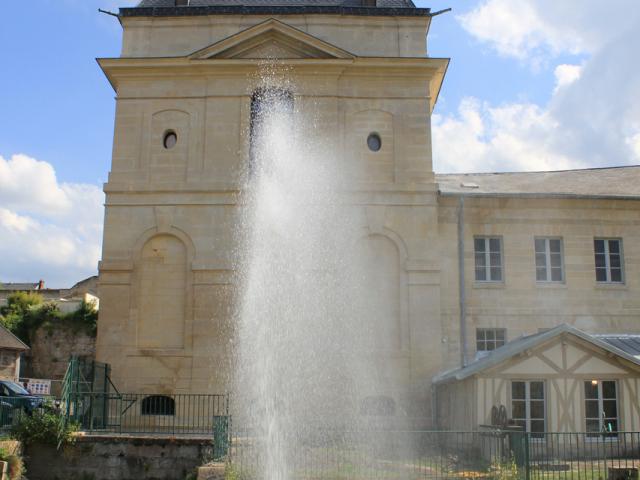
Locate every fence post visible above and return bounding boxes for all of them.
[524,432,530,480]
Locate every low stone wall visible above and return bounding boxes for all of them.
[24,436,214,480]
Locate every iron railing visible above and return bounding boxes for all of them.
[228,430,640,480]
[69,392,230,437]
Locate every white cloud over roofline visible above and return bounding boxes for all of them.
[433,0,640,173]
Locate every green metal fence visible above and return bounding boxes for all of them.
[59,357,230,441]
[228,429,640,480]
[70,392,229,436]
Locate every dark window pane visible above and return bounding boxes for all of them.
[489,238,501,252]
[476,330,486,341]
[606,420,618,433]
[551,268,563,282]
[609,240,620,254]
[514,420,526,431]
[610,255,621,268]
[550,253,562,267]
[611,269,622,282]
[596,268,607,282]
[595,254,606,268]
[586,419,600,433]
[531,420,545,433]
[490,253,501,267]
[603,400,617,418]
[537,268,548,281]
[490,267,502,281]
[495,330,505,341]
[485,330,495,341]
[476,341,485,351]
[535,239,546,253]
[585,381,598,399]
[475,238,486,252]
[475,252,486,267]
[530,382,544,399]
[512,382,525,400]
[536,253,547,268]
[512,401,525,418]
[530,401,545,419]
[594,239,605,253]
[486,342,495,351]
[475,268,486,281]
[603,381,617,399]
[550,239,561,253]
[585,400,599,418]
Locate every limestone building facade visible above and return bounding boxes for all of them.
[97,0,640,429]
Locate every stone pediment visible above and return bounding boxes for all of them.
[190,19,355,60]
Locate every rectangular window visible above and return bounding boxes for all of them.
[594,239,624,283]
[475,237,503,282]
[511,381,546,438]
[476,328,506,351]
[584,380,618,437]
[535,237,564,282]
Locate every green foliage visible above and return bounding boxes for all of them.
[9,405,78,447]
[0,446,25,480]
[0,292,97,345]
[490,455,519,480]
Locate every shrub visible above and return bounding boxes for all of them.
[0,446,25,480]
[0,292,98,345]
[9,405,78,447]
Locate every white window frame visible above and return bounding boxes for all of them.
[510,380,546,438]
[474,236,504,283]
[476,328,506,352]
[535,237,565,283]
[594,238,624,284]
[584,380,619,438]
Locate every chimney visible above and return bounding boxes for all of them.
[37,279,45,290]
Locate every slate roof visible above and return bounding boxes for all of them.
[0,325,29,352]
[432,324,640,385]
[135,0,415,7]
[436,165,640,200]
[122,0,427,17]
[0,283,40,291]
[596,335,640,359]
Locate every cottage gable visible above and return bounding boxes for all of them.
[488,336,638,378]
[190,19,355,60]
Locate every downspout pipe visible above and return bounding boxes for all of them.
[457,196,468,367]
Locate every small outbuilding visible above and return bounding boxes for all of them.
[0,324,29,381]
[433,324,640,434]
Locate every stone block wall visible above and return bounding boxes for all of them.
[24,437,213,480]
[22,325,95,392]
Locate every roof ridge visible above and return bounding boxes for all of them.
[436,164,640,177]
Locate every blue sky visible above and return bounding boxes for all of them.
[1,0,639,286]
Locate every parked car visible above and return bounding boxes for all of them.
[0,380,44,424]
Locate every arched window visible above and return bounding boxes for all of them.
[249,88,293,174]
[137,234,187,349]
[141,395,175,416]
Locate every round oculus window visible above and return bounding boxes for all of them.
[163,131,177,149]
[367,133,382,152]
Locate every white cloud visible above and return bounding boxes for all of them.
[433,0,640,173]
[0,154,103,287]
[553,64,582,93]
[458,0,640,65]
[433,98,576,173]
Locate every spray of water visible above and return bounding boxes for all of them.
[234,71,406,479]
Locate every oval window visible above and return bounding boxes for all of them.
[163,131,178,149]
[367,133,381,152]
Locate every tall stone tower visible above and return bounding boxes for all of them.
[97,0,447,424]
